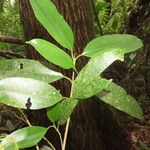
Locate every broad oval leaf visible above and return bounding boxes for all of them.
[72,49,124,99]
[47,98,78,125]
[1,126,47,149]
[0,59,64,83]
[83,34,143,57]
[97,82,144,120]
[0,77,63,109]
[30,0,74,49]
[26,39,74,69]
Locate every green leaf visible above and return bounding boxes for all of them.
[83,34,143,57]
[26,39,74,69]
[1,126,47,149]
[73,76,111,99]
[30,0,74,49]
[47,98,78,125]
[0,77,63,109]
[0,142,18,150]
[72,49,124,99]
[0,59,64,83]
[97,82,144,120]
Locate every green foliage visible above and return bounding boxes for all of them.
[97,82,144,120]
[0,142,17,150]
[95,0,135,33]
[73,49,124,99]
[0,0,144,149]
[0,0,4,13]
[0,0,24,58]
[30,0,74,49]
[0,59,64,83]
[83,34,143,57]
[1,126,48,149]
[26,39,74,69]
[47,98,78,125]
[73,76,111,100]
[0,77,63,109]
[0,0,22,38]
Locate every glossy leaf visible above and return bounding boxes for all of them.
[83,34,143,57]
[30,0,74,49]
[0,142,18,150]
[72,49,124,99]
[0,59,64,83]
[47,98,78,125]
[0,77,63,109]
[26,39,74,69]
[1,126,47,149]
[73,76,111,99]
[97,82,144,119]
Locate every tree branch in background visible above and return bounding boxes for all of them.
[0,51,25,59]
[0,36,25,45]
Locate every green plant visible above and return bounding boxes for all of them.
[0,0,144,150]
[0,0,22,38]
[0,0,24,59]
[94,0,135,34]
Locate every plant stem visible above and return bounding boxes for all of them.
[18,109,31,126]
[36,145,40,150]
[62,51,75,150]
[63,76,72,83]
[62,118,70,150]
[62,73,74,150]
[43,137,56,150]
[11,111,27,124]
[53,125,63,148]
[75,53,83,62]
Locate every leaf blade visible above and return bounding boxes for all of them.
[47,98,78,125]
[30,0,74,49]
[83,34,143,57]
[73,49,124,99]
[26,39,74,69]
[73,76,112,99]
[97,82,144,120]
[1,126,47,149]
[0,59,64,83]
[0,77,63,109]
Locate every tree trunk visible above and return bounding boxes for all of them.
[19,0,130,149]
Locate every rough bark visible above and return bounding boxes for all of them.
[19,0,130,150]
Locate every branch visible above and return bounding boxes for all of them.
[0,51,25,59]
[0,36,25,45]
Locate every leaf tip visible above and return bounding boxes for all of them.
[25,41,31,45]
[26,39,37,45]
